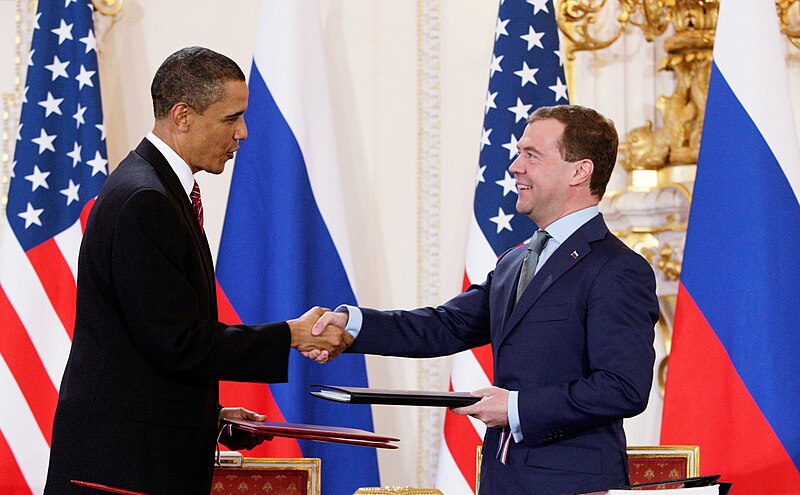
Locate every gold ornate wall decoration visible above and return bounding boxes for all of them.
[558,0,718,175]
[777,0,800,49]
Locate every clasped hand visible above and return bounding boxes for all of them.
[288,307,353,363]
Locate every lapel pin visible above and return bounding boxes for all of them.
[570,250,579,259]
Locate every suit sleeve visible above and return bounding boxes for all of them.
[349,274,495,357]
[518,252,658,446]
[110,189,291,382]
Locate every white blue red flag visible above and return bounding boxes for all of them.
[0,1,107,493]
[437,0,567,492]
[215,1,379,493]
[662,1,800,492]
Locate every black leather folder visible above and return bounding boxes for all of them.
[310,384,481,407]
[575,474,729,494]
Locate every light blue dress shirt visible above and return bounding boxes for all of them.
[338,206,600,444]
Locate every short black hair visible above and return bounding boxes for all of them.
[150,46,245,119]
[528,105,619,198]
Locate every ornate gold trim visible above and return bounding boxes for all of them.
[355,488,443,494]
[627,445,700,478]
[416,0,444,487]
[2,0,36,223]
[777,0,800,49]
[476,445,482,493]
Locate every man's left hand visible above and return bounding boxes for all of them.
[451,386,510,429]
[218,407,267,451]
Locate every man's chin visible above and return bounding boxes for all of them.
[201,163,227,175]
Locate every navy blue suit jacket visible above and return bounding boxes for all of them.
[350,214,658,495]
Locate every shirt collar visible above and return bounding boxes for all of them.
[542,206,599,245]
[146,132,195,199]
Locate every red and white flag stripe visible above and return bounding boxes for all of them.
[0,213,88,494]
[435,217,496,494]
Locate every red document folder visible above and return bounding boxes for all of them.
[220,419,400,449]
[71,480,151,494]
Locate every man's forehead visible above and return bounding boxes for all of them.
[522,119,563,142]
[213,80,248,111]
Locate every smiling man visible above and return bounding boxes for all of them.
[312,105,659,494]
[43,47,352,495]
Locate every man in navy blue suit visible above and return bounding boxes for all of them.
[311,105,658,495]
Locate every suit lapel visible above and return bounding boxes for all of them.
[135,139,218,317]
[498,215,609,346]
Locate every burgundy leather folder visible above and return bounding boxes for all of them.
[220,419,400,449]
[71,480,151,495]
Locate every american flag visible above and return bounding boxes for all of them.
[0,1,107,493]
[435,0,567,493]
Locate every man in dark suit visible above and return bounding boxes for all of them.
[44,47,352,495]
[310,105,659,494]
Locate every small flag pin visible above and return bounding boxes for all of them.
[570,251,579,259]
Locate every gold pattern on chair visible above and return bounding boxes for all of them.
[627,445,699,485]
[212,470,307,495]
[211,457,320,495]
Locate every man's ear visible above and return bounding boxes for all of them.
[570,158,593,187]
[170,102,192,132]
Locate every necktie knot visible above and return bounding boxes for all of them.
[527,229,550,255]
[190,180,204,230]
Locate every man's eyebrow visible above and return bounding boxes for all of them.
[224,110,246,119]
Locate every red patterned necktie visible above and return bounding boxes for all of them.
[190,180,204,230]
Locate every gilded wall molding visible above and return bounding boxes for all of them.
[1,0,37,225]
[416,0,446,488]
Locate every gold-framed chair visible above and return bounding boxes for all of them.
[475,445,699,491]
[212,452,320,495]
[626,445,699,485]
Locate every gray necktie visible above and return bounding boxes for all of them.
[515,230,550,304]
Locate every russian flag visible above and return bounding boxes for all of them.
[661,1,800,492]
[215,1,379,493]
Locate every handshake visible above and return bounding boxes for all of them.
[287,307,352,363]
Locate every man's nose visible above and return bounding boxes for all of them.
[235,118,248,141]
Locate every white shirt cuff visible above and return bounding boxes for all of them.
[335,304,362,339]
[508,390,523,442]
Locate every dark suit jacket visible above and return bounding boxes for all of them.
[350,214,658,495]
[44,139,291,495]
